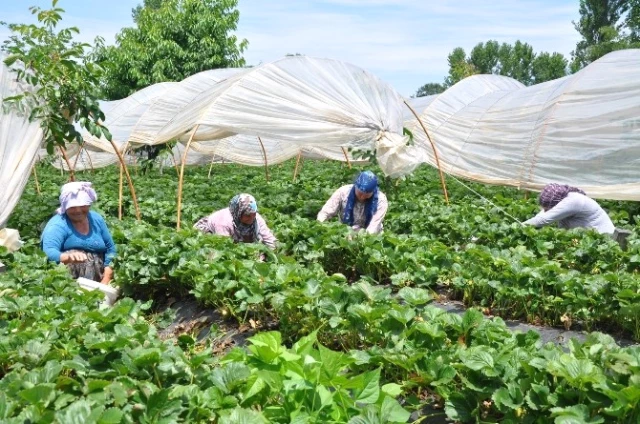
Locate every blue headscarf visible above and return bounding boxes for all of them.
[342,171,379,227]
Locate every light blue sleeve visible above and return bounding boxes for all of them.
[93,212,116,266]
[41,215,67,263]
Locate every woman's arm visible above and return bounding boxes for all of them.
[257,215,277,250]
[41,218,66,263]
[366,192,388,234]
[523,196,579,227]
[317,187,345,222]
[95,213,117,266]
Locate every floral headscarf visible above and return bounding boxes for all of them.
[539,183,586,210]
[229,193,260,243]
[342,171,379,227]
[57,182,98,215]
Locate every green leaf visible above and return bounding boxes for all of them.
[319,345,351,384]
[525,384,551,410]
[19,384,56,406]
[0,392,14,419]
[381,383,403,398]
[445,392,476,421]
[355,369,381,404]
[460,347,494,371]
[98,408,123,424]
[551,404,604,424]
[211,363,251,394]
[398,286,431,306]
[492,385,524,411]
[55,400,92,424]
[219,407,268,424]
[380,396,411,423]
[247,331,282,364]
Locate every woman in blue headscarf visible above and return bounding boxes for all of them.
[317,171,388,234]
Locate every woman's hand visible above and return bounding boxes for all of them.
[101,266,114,285]
[60,251,88,264]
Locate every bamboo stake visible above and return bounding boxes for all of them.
[257,136,269,182]
[118,163,124,220]
[108,139,141,220]
[207,151,218,179]
[341,147,352,169]
[403,99,449,204]
[85,146,95,173]
[170,148,179,174]
[292,151,303,182]
[58,146,76,181]
[133,154,138,177]
[32,164,42,196]
[176,125,200,230]
[72,142,84,170]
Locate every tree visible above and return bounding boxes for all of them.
[1,1,110,153]
[414,82,446,97]
[571,0,631,71]
[469,40,501,74]
[497,41,535,85]
[435,41,567,90]
[531,52,569,84]
[444,47,478,87]
[629,0,640,41]
[97,0,248,100]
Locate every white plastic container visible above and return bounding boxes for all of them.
[77,277,119,307]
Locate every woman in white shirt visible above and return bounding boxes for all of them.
[524,183,614,234]
[317,171,388,234]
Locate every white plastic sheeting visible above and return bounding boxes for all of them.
[406,49,640,200]
[39,50,640,201]
[58,56,418,177]
[0,58,44,227]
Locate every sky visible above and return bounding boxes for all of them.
[0,0,582,96]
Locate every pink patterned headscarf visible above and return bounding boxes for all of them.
[539,183,586,210]
[57,182,98,215]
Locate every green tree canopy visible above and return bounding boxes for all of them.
[570,0,637,71]
[97,0,248,100]
[1,1,110,153]
[444,47,477,87]
[414,82,446,97]
[436,41,568,89]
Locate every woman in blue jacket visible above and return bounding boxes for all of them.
[41,181,116,284]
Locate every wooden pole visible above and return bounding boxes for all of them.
[32,164,42,196]
[58,146,76,181]
[257,136,269,182]
[72,142,84,170]
[292,151,303,182]
[118,163,124,220]
[207,151,217,179]
[176,125,200,230]
[403,99,449,204]
[170,148,180,175]
[108,139,141,220]
[341,147,352,169]
[84,146,95,173]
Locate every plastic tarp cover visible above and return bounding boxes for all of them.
[0,58,44,227]
[68,56,417,176]
[406,49,640,200]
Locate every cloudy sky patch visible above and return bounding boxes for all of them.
[1,0,581,96]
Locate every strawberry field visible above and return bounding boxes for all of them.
[2,161,640,423]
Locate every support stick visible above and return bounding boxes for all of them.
[403,99,449,204]
[176,125,200,230]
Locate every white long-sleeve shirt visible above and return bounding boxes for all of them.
[524,192,614,234]
[317,185,388,234]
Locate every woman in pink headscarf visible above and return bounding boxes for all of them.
[194,193,277,249]
[41,182,116,284]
